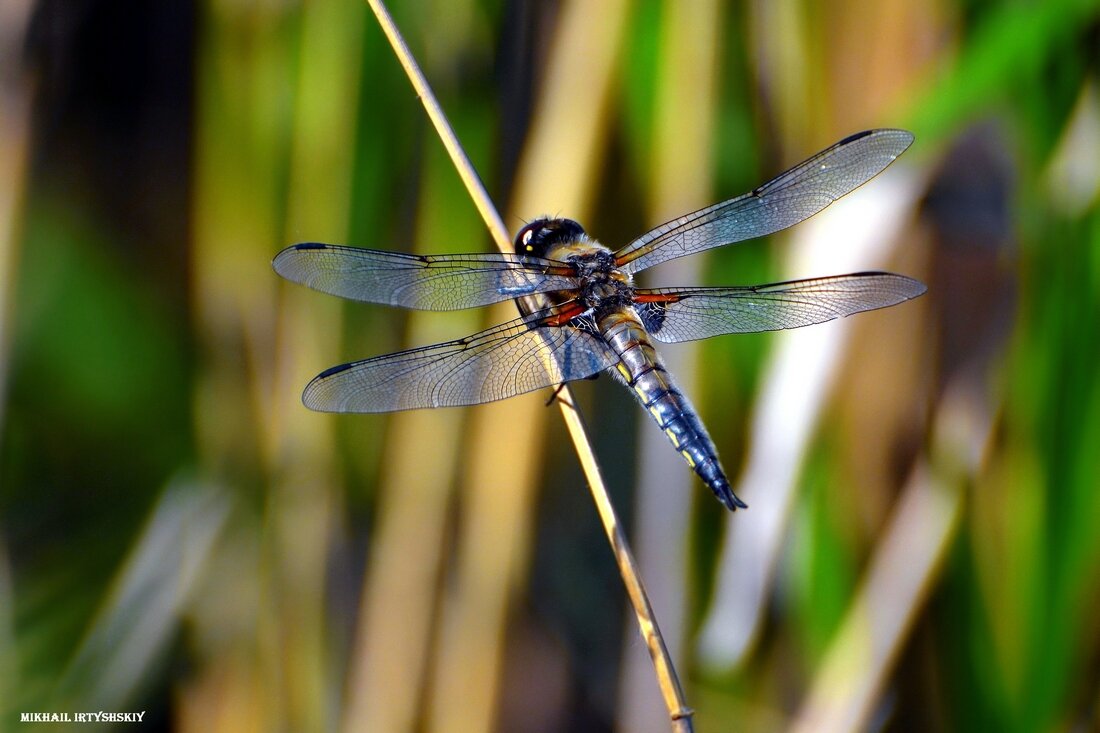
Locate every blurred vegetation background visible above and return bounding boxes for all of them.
[2,0,1099,731]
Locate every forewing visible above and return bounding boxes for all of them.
[273,243,578,310]
[638,272,926,343]
[302,308,615,412]
[615,129,914,274]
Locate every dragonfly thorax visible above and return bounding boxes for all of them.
[514,218,635,309]
[578,261,633,310]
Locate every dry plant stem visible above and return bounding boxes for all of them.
[364,1,693,729]
[365,0,509,249]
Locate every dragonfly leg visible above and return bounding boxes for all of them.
[543,374,599,407]
[544,382,569,407]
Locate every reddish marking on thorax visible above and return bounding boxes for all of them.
[543,301,586,327]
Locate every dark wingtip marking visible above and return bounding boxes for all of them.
[837,129,876,146]
[836,128,915,151]
[302,367,353,413]
[874,272,928,300]
[315,362,356,379]
[827,271,928,304]
[273,242,326,271]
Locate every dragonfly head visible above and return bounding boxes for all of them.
[514,218,587,258]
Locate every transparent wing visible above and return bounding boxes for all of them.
[302,307,615,412]
[614,129,914,274]
[637,272,926,343]
[273,243,579,311]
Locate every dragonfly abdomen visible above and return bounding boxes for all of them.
[598,309,747,511]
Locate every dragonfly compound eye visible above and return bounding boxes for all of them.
[514,218,587,257]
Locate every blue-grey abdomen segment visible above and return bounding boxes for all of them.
[599,310,747,511]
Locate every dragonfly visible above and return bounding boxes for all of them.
[274,129,925,511]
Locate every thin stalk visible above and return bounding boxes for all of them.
[364,1,694,729]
